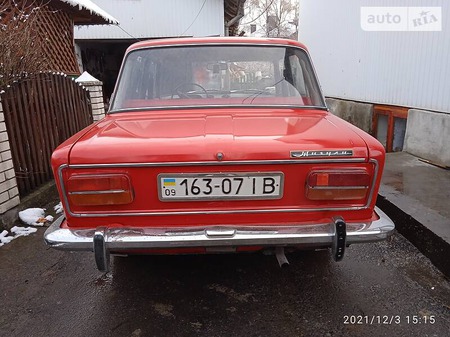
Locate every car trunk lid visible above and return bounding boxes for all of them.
[68,108,368,164]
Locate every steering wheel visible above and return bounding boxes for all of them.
[172,83,208,99]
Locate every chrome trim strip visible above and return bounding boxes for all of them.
[310,186,369,190]
[67,158,366,168]
[69,189,126,195]
[110,105,328,114]
[44,207,395,253]
[367,159,379,208]
[58,158,378,218]
[64,206,366,218]
[206,228,237,238]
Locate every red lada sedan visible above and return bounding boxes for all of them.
[44,37,394,271]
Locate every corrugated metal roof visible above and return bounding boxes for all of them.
[53,0,118,24]
[299,0,450,113]
[74,0,225,40]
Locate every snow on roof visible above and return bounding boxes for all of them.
[59,0,119,25]
[75,71,101,83]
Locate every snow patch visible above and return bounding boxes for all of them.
[1,207,53,247]
[76,71,100,83]
[0,227,38,247]
[54,202,63,214]
[60,0,118,24]
[18,208,52,226]
[0,230,14,246]
[11,226,38,237]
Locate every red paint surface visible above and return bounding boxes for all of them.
[51,38,386,238]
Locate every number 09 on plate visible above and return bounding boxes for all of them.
[158,172,284,201]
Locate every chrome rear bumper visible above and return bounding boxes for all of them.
[44,207,394,271]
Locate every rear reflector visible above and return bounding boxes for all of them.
[67,174,133,206]
[306,170,370,201]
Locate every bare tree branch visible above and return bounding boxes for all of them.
[240,0,298,39]
[0,0,53,88]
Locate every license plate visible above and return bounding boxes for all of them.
[158,172,284,201]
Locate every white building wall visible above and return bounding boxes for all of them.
[75,0,225,39]
[299,0,450,113]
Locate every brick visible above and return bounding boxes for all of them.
[0,178,16,192]
[92,106,105,113]
[90,89,103,95]
[0,195,20,214]
[90,95,103,101]
[0,159,13,172]
[93,88,104,94]
[4,168,15,179]
[0,191,9,203]
[93,110,105,115]
[93,114,105,121]
[8,186,18,199]
[0,141,10,152]
[1,150,12,161]
[0,112,4,122]
[0,122,5,132]
[91,97,104,105]
[0,172,5,183]
[82,81,102,87]
[0,132,9,143]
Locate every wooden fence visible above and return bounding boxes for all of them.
[0,73,93,197]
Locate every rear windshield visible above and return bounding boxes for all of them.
[110,45,325,112]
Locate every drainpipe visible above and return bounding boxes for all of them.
[225,0,244,36]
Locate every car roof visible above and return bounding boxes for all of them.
[127,37,308,53]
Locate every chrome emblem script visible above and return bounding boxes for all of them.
[290,150,353,158]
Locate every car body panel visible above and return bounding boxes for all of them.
[45,37,394,270]
[67,109,369,164]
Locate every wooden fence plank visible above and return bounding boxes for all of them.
[32,76,50,183]
[1,73,93,196]
[71,81,82,131]
[45,73,61,145]
[35,74,52,180]
[26,77,46,186]
[65,77,77,135]
[54,75,69,142]
[22,79,41,189]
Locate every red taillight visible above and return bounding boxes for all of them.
[67,174,133,206]
[306,170,370,201]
